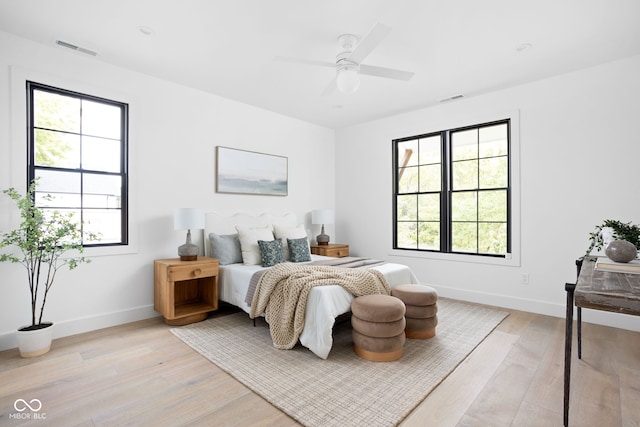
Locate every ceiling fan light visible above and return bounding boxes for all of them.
[336,67,360,94]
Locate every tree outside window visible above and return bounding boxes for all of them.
[27,81,128,246]
[394,120,510,257]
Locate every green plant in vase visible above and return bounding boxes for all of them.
[0,179,96,356]
[585,219,640,257]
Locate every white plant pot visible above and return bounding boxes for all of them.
[16,322,53,357]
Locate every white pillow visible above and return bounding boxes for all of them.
[273,224,308,260]
[236,225,274,265]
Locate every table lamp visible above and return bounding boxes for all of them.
[312,209,334,245]
[174,208,205,261]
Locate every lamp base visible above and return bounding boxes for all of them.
[178,242,199,260]
[316,233,330,246]
[178,230,199,261]
[316,223,330,245]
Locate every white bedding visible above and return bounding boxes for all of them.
[219,254,419,359]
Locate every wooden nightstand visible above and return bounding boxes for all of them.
[310,243,349,258]
[154,256,219,325]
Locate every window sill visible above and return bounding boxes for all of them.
[388,248,520,267]
[83,243,138,258]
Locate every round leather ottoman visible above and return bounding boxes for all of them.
[351,294,406,362]
[392,284,438,339]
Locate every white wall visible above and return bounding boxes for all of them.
[0,31,335,350]
[335,54,640,332]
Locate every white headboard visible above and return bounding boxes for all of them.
[203,211,298,257]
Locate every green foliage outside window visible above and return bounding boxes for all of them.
[33,90,79,167]
[395,121,510,256]
[28,82,128,246]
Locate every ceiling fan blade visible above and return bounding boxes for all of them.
[275,56,335,68]
[321,78,337,96]
[359,64,415,81]
[347,22,392,64]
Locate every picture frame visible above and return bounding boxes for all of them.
[216,146,288,196]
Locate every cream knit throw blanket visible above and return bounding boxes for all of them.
[249,263,391,350]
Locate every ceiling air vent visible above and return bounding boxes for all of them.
[439,94,464,103]
[55,40,98,56]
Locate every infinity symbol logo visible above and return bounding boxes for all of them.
[14,398,42,412]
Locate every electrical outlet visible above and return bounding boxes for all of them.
[521,273,530,285]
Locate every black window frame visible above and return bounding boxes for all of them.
[393,119,511,258]
[26,81,129,247]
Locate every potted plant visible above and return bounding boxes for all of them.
[0,179,93,357]
[585,219,640,257]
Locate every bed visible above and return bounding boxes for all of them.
[204,212,419,359]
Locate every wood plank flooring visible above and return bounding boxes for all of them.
[0,304,638,426]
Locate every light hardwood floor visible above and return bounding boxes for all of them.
[1,304,638,426]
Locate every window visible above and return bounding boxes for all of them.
[27,81,128,246]
[393,119,510,257]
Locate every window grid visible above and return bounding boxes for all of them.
[27,81,129,247]
[394,119,510,257]
[395,132,444,251]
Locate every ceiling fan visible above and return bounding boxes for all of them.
[276,22,415,95]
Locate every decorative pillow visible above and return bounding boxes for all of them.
[236,225,275,265]
[258,239,285,267]
[273,224,308,260]
[288,237,311,262]
[208,233,242,265]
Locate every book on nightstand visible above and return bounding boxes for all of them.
[594,257,640,274]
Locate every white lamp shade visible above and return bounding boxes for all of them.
[336,67,360,94]
[312,209,334,225]
[173,208,205,230]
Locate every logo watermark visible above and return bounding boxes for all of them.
[9,398,46,420]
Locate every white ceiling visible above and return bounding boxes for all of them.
[1,0,639,129]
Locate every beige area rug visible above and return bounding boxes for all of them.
[170,299,508,427]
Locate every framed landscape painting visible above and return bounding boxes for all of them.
[216,146,288,196]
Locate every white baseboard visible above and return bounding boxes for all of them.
[2,288,638,352]
[427,283,640,333]
[0,305,160,352]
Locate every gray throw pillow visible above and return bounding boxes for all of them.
[258,239,285,267]
[288,237,311,262]
[209,233,243,265]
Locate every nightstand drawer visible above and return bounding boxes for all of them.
[325,247,349,257]
[168,262,218,282]
[310,244,349,258]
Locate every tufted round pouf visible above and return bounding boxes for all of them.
[351,294,406,362]
[392,284,438,339]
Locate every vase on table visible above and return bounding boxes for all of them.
[605,240,637,263]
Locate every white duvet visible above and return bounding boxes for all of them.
[218,255,419,359]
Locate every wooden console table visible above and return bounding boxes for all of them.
[563,256,640,426]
